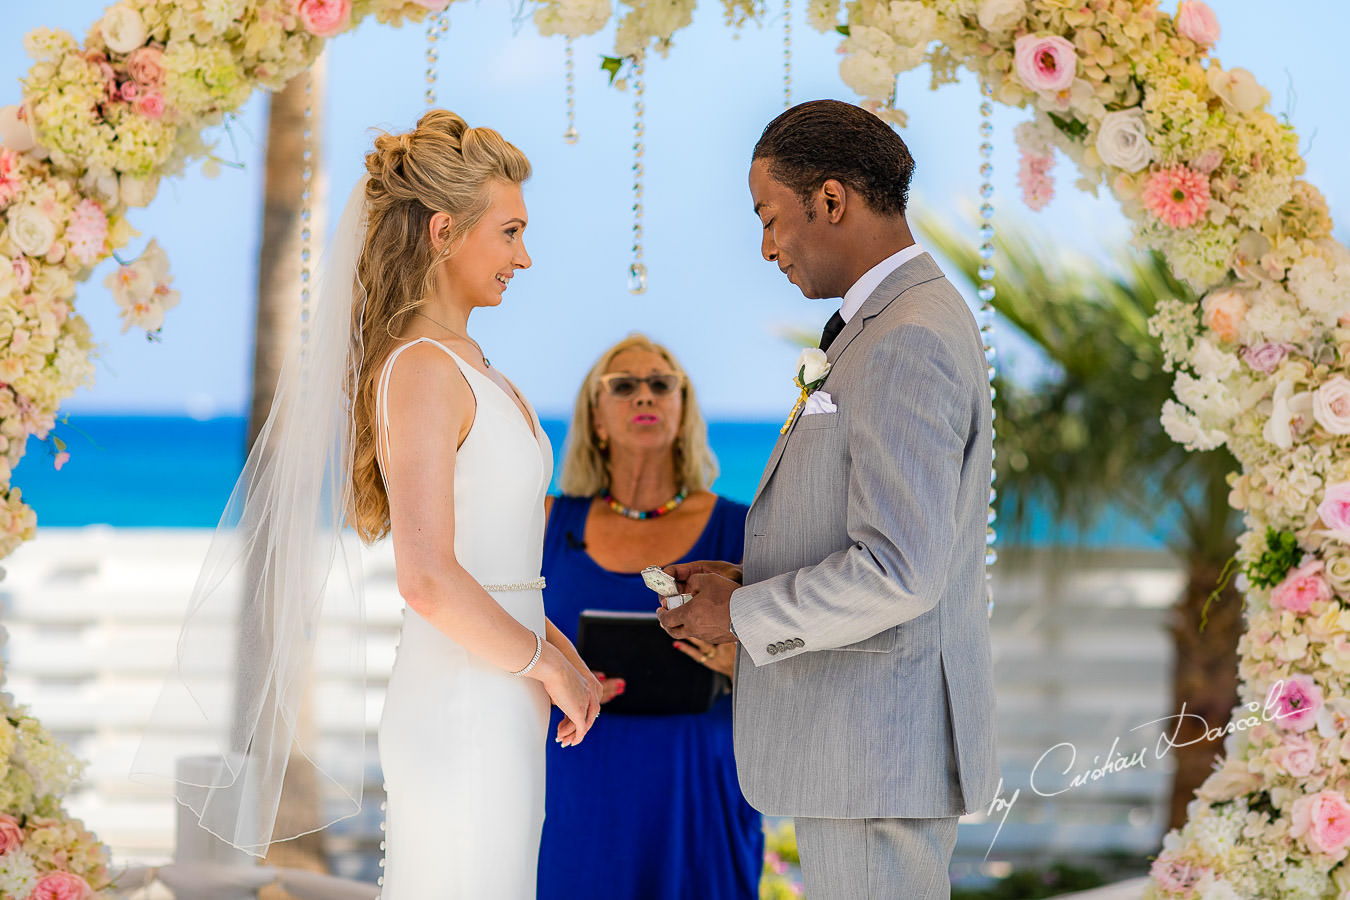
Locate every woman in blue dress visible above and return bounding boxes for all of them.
[537,334,763,900]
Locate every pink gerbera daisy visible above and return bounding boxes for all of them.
[1142,164,1210,228]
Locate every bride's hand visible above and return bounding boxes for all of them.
[534,645,600,747]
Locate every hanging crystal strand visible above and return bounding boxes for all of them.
[976,82,997,618]
[782,0,792,109]
[424,10,449,108]
[563,38,579,144]
[298,71,314,370]
[627,52,647,294]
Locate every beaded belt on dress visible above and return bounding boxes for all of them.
[480,577,546,591]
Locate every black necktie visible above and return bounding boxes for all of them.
[818,311,846,352]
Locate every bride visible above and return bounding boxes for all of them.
[135,110,600,898]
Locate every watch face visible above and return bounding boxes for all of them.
[641,566,678,596]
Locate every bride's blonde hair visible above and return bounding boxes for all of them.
[346,109,531,543]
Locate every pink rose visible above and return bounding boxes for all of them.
[126,46,165,87]
[1272,560,1333,614]
[410,0,452,7]
[1149,851,1206,893]
[135,91,165,120]
[1320,482,1350,539]
[118,80,139,102]
[1241,342,1291,373]
[1175,0,1220,47]
[1271,734,1320,777]
[293,0,351,37]
[0,814,22,853]
[1272,675,1323,732]
[1013,34,1077,93]
[1291,790,1350,858]
[29,872,92,900]
[1191,148,1224,174]
[1201,289,1247,343]
[53,451,70,471]
[12,257,32,291]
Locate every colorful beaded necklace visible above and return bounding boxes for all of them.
[603,487,688,520]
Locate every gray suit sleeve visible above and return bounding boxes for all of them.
[732,323,967,666]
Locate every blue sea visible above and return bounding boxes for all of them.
[11,415,1167,548]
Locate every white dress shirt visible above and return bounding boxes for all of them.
[839,242,926,323]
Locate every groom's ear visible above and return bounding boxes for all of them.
[820,179,847,224]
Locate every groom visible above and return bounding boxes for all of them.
[659,100,999,898]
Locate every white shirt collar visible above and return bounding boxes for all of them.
[839,243,925,323]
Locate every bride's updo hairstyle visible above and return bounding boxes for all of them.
[347,109,531,542]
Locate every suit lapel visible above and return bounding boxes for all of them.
[749,253,946,508]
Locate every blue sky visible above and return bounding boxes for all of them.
[3,0,1347,419]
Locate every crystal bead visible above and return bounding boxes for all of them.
[979,224,994,241]
[977,284,996,302]
[979,122,993,139]
[979,183,994,199]
[979,203,994,220]
[984,344,997,363]
[980,162,993,179]
[986,526,997,545]
[987,508,997,525]
[978,264,995,280]
[979,142,994,159]
[978,242,995,261]
[627,262,647,294]
[563,126,579,145]
[979,101,993,117]
[986,548,998,566]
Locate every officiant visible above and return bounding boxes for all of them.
[536,334,762,900]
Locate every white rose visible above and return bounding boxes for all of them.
[839,52,896,101]
[6,206,57,258]
[0,104,38,154]
[1326,553,1350,595]
[0,255,12,298]
[80,169,121,205]
[1094,108,1154,173]
[1314,376,1350,435]
[119,174,159,208]
[101,4,149,54]
[1206,64,1270,114]
[795,347,830,386]
[976,0,1025,33]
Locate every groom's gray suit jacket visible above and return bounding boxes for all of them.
[729,252,999,819]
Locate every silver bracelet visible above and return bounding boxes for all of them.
[510,632,543,677]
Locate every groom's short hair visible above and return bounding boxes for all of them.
[752,99,914,221]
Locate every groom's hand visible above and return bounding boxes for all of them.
[657,573,738,644]
[664,559,743,588]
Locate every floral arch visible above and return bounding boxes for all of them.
[0,0,1346,896]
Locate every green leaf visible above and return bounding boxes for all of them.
[835,25,850,36]
[1047,111,1088,140]
[600,55,623,86]
[52,436,66,452]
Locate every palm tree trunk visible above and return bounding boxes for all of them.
[243,58,329,890]
[1167,556,1242,830]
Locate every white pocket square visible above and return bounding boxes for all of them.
[802,391,837,415]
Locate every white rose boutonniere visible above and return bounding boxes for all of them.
[781,348,832,434]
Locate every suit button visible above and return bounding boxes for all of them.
[793,638,805,648]
[766,644,778,655]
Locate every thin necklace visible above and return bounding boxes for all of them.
[415,310,490,367]
[603,487,688,520]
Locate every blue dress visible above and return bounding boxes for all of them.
[537,494,763,900]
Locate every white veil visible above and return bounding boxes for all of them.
[132,176,373,856]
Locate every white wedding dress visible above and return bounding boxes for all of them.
[375,337,553,898]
